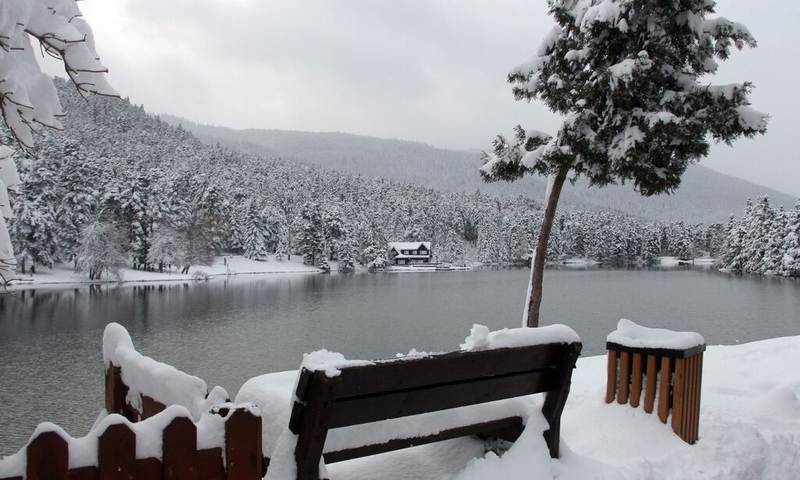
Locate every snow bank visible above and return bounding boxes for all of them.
[607,318,704,350]
[102,323,229,420]
[461,323,580,351]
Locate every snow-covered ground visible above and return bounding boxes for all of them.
[324,335,800,480]
[5,254,321,289]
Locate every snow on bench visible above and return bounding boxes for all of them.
[236,324,581,480]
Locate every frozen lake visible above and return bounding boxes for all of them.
[1,267,798,455]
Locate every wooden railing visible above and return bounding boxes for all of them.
[0,406,261,480]
[605,342,705,444]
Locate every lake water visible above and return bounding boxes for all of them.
[1,267,798,455]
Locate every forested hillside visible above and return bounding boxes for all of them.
[5,80,727,277]
[162,116,797,224]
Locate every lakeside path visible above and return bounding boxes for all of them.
[5,254,323,290]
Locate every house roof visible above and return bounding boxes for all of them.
[388,242,431,251]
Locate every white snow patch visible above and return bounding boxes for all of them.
[461,324,580,351]
[607,318,705,350]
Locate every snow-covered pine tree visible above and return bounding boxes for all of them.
[481,0,767,326]
[242,200,269,261]
[781,201,800,277]
[742,195,774,274]
[299,202,324,266]
[337,235,359,273]
[10,156,59,273]
[761,205,788,276]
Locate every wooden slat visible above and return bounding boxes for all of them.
[27,431,68,480]
[630,353,643,408]
[98,423,136,480]
[643,354,657,414]
[658,356,671,424]
[329,369,556,428]
[225,409,262,480]
[105,365,127,417]
[142,395,168,420]
[68,467,97,480]
[694,353,704,442]
[683,355,694,442]
[605,350,618,404]
[197,448,224,480]
[135,458,161,480]
[335,344,564,398]
[671,358,686,437]
[293,371,341,480]
[323,417,524,464]
[0,476,23,480]
[616,351,630,404]
[162,416,197,480]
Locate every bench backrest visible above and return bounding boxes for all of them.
[288,341,582,479]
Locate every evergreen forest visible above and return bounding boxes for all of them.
[4,79,797,278]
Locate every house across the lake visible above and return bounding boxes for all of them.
[387,242,432,265]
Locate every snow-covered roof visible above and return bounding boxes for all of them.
[388,242,431,251]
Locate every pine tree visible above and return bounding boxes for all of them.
[780,201,800,277]
[299,202,324,266]
[481,0,767,326]
[242,201,269,261]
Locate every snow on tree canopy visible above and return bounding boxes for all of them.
[102,323,228,420]
[1,0,116,284]
[607,318,705,350]
[460,323,580,351]
[482,0,767,196]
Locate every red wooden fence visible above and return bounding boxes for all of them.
[0,407,261,480]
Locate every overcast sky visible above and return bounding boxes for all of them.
[52,0,800,197]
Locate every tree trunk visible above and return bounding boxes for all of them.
[525,166,570,328]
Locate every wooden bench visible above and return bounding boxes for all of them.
[286,340,582,480]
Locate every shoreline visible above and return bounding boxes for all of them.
[4,254,324,291]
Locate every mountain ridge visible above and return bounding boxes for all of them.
[161,115,797,224]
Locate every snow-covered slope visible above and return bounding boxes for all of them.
[162,117,798,224]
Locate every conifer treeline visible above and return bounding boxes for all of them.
[2,79,779,277]
[718,196,800,277]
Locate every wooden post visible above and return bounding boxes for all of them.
[292,370,341,480]
[542,343,582,459]
[225,408,263,480]
[630,353,643,408]
[616,351,630,404]
[671,358,686,435]
[98,423,136,480]
[27,431,68,480]
[643,355,657,413]
[163,416,198,480]
[657,356,672,424]
[605,350,618,403]
[105,364,127,417]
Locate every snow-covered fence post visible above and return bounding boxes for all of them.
[605,320,705,444]
[26,431,68,480]
[224,407,263,480]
